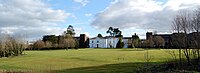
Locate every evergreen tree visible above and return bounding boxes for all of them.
[116,38,124,48]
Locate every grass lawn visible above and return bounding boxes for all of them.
[0,48,178,73]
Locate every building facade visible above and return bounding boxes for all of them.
[146,32,172,48]
[89,36,131,48]
[146,32,200,48]
[89,37,118,48]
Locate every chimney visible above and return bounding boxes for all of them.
[146,32,152,40]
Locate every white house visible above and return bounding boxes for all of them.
[89,36,131,48]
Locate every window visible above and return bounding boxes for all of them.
[92,41,93,43]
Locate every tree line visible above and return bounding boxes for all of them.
[27,25,79,50]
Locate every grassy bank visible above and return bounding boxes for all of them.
[0,48,178,73]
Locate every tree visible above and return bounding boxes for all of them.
[191,8,200,64]
[45,41,52,49]
[172,13,184,65]
[64,34,76,49]
[97,33,103,37]
[33,40,45,50]
[172,10,193,65]
[192,8,200,32]
[75,39,79,49]
[57,36,65,48]
[179,11,193,65]
[106,27,122,37]
[132,34,140,48]
[106,27,114,36]
[64,25,75,36]
[172,9,200,65]
[43,35,58,44]
[189,33,200,62]
[171,33,186,48]
[0,34,27,57]
[153,36,165,48]
[116,38,124,48]
[144,36,154,48]
[128,39,134,48]
[113,28,122,37]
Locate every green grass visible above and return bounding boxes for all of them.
[0,48,178,73]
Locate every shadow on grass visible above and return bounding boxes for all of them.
[52,62,161,73]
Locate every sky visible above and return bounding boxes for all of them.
[0,0,200,41]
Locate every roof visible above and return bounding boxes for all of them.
[140,39,146,41]
[90,37,107,39]
[153,34,172,36]
[90,36,119,39]
[123,37,132,39]
[90,36,133,40]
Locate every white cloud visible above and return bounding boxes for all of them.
[73,27,90,37]
[0,0,70,40]
[85,13,92,17]
[82,32,90,37]
[74,27,82,37]
[73,0,89,6]
[91,0,200,34]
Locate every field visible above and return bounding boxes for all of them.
[0,48,178,73]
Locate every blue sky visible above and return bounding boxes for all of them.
[0,0,200,40]
[46,0,114,37]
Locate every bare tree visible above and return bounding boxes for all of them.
[45,41,52,49]
[63,34,76,49]
[144,36,154,48]
[172,8,200,66]
[172,12,185,65]
[33,40,45,50]
[128,39,134,48]
[192,8,200,32]
[0,34,27,57]
[172,10,193,65]
[172,15,182,33]
[171,33,186,65]
[144,47,152,72]
[191,8,200,64]
[153,36,165,48]
[132,39,140,48]
[64,38,75,49]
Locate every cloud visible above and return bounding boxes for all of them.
[85,13,92,17]
[91,0,200,33]
[74,27,82,36]
[0,0,70,40]
[73,0,89,6]
[82,32,90,37]
[73,27,90,37]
